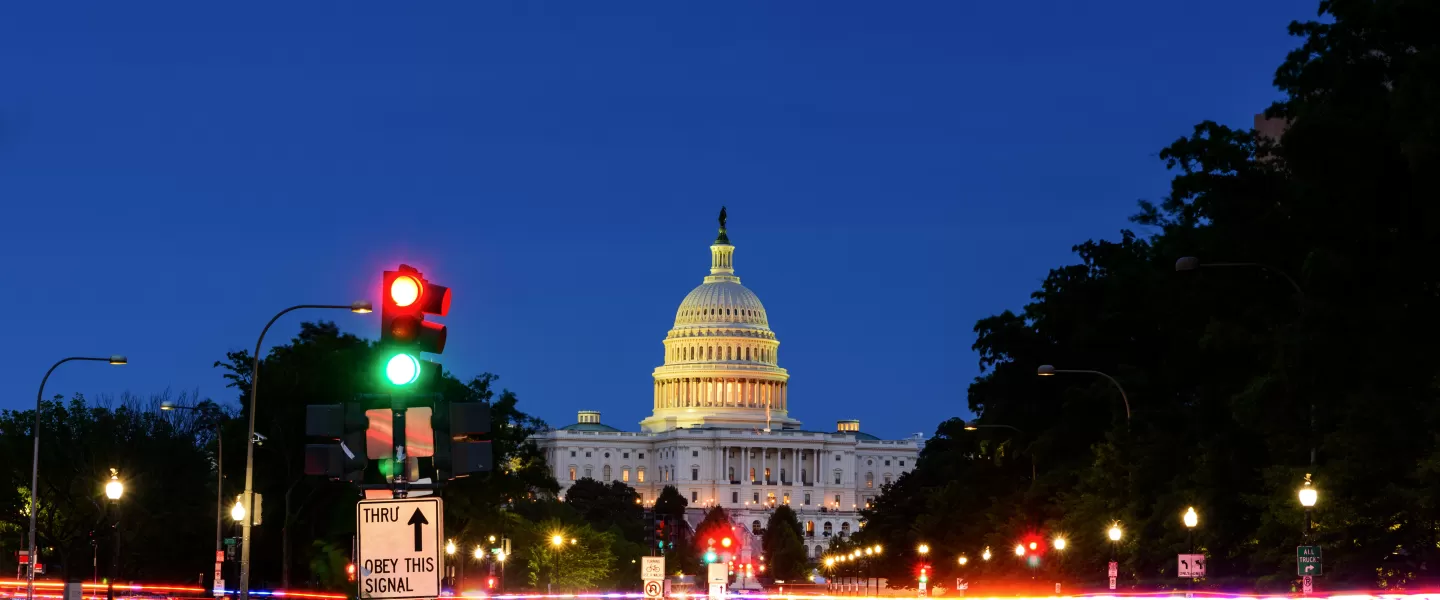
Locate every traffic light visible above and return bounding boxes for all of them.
[304,403,370,480]
[919,566,928,584]
[486,578,496,590]
[654,514,666,550]
[380,265,450,387]
[432,399,492,479]
[347,563,356,582]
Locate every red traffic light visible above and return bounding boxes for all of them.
[382,265,451,355]
[346,563,356,582]
[486,578,496,589]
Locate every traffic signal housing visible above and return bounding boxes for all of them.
[380,265,450,387]
[304,403,370,480]
[432,399,492,479]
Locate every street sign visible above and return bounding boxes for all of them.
[1108,561,1118,577]
[356,497,444,599]
[1297,546,1322,576]
[16,551,29,564]
[1302,575,1313,595]
[644,580,663,599]
[213,579,225,597]
[33,563,43,575]
[1108,576,1117,590]
[642,556,665,581]
[1177,554,1205,578]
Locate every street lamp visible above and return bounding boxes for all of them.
[28,355,126,600]
[161,402,226,577]
[1183,507,1199,595]
[104,469,124,600]
[1052,537,1066,551]
[230,499,247,523]
[473,546,484,560]
[982,547,991,561]
[1014,544,1025,557]
[957,556,968,566]
[1108,524,1122,542]
[917,543,930,555]
[446,541,457,555]
[238,301,370,600]
[1036,365,1131,423]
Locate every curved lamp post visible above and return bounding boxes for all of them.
[104,470,124,600]
[28,355,126,600]
[238,301,370,600]
[1036,365,1131,424]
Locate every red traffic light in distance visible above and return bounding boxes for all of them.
[382,264,451,354]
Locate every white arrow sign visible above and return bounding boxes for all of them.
[356,497,444,599]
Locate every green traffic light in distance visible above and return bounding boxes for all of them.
[385,353,420,385]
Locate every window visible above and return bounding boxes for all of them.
[884,460,891,467]
[866,472,874,489]
[804,493,811,505]
[834,494,841,505]
[884,474,892,486]
[570,451,576,457]
[624,452,630,459]
[639,452,646,459]
[732,491,739,503]
[823,522,833,535]
[752,520,762,533]
[834,470,842,485]
[806,521,815,536]
[603,465,612,481]
[693,450,699,457]
[691,468,699,480]
[835,454,841,462]
[900,460,906,467]
[584,467,592,478]
[585,452,592,458]
[728,467,735,481]
[623,468,630,482]
[691,491,698,502]
[753,492,760,503]
[605,452,611,458]
[841,522,851,535]
[764,467,772,481]
[749,467,756,482]
[867,459,872,466]
[783,493,790,504]
[569,467,576,481]
[638,468,646,483]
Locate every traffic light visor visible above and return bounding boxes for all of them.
[385,353,421,385]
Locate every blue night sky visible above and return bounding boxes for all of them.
[0,1,1315,439]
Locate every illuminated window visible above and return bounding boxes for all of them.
[622,469,630,482]
[638,468,646,483]
[764,468,772,481]
[568,467,576,481]
[834,494,841,504]
[866,472,873,488]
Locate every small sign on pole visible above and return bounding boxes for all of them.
[1297,546,1323,576]
[642,556,665,600]
[1302,575,1314,595]
[1108,576,1117,590]
[1177,554,1205,578]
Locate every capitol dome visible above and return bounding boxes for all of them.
[673,281,770,329]
[641,209,797,433]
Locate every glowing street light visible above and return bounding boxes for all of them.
[473,547,484,560]
[230,498,247,522]
[1108,524,1123,542]
[445,541,457,555]
[1183,507,1198,529]
[1299,475,1318,508]
[550,534,564,547]
[1053,537,1067,551]
[873,545,883,554]
[957,556,969,566]
[1014,544,1026,557]
[917,544,930,555]
[982,547,992,561]
[104,470,124,500]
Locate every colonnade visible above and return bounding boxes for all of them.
[653,377,787,410]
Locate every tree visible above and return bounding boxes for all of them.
[860,0,1440,590]
[520,518,616,592]
[564,478,643,543]
[762,506,808,581]
[652,485,699,575]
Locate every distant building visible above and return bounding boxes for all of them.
[530,213,923,559]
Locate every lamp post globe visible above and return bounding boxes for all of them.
[1299,479,1318,508]
[982,547,991,561]
[231,500,246,523]
[1108,524,1123,542]
[104,475,123,500]
[1053,537,1066,551]
[1014,544,1025,557]
[1183,507,1198,529]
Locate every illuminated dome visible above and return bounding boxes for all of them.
[641,209,796,433]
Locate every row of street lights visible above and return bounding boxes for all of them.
[821,544,882,595]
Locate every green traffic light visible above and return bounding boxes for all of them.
[385,353,420,385]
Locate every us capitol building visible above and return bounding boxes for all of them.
[531,210,923,559]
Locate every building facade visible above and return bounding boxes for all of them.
[531,213,922,559]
